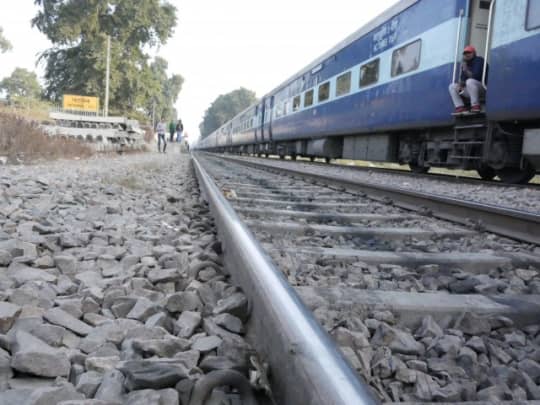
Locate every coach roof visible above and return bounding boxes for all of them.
[265,0,420,97]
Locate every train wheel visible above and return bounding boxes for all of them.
[291,154,297,161]
[409,163,429,174]
[279,155,285,160]
[476,166,496,181]
[325,157,331,164]
[496,163,536,184]
[264,153,269,158]
[310,157,315,162]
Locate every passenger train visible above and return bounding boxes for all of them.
[196,0,540,184]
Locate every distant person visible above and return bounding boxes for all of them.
[176,119,184,143]
[449,45,488,114]
[184,132,190,152]
[169,120,176,142]
[156,118,167,153]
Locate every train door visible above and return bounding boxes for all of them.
[268,96,274,142]
[226,123,232,150]
[254,105,260,144]
[261,97,273,143]
[453,1,493,91]
[467,0,492,59]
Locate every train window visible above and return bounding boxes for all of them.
[336,72,352,97]
[391,40,422,77]
[304,90,314,107]
[360,59,380,87]
[318,82,330,102]
[479,1,491,10]
[527,0,540,30]
[293,96,301,111]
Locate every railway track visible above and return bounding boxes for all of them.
[193,152,540,404]
[259,155,540,190]
[218,154,540,244]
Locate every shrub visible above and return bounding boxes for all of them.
[0,112,92,164]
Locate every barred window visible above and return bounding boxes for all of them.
[318,82,330,102]
[304,89,314,107]
[336,72,352,96]
[391,40,422,77]
[293,96,301,111]
[360,59,380,87]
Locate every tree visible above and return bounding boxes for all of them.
[0,68,41,101]
[144,57,184,122]
[200,88,257,138]
[32,0,178,117]
[0,27,12,53]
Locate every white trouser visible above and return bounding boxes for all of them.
[448,78,485,107]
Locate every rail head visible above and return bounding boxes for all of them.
[191,153,379,405]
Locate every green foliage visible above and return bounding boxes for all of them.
[145,57,184,122]
[33,0,181,120]
[0,27,12,53]
[0,68,42,101]
[200,88,257,138]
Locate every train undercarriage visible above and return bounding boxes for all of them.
[218,116,540,184]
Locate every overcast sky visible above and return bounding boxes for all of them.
[0,0,399,141]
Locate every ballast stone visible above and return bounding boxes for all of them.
[0,302,21,333]
[118,360,188,391]
[44,307,92,336]
[213,292,249,321]
[174,311,202,338]
[10,330,71,377]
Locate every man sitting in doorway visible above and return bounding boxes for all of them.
[448,45,487,114]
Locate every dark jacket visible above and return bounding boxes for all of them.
[176,121,183,132]
[460,56,488,84]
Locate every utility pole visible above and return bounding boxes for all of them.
[104,35,111,117]
[152,99,156,130]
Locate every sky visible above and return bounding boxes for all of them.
[0,0,399,141]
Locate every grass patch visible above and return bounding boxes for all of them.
[0,99,53,123]
[0,112,93,164]
[114,175,142,190]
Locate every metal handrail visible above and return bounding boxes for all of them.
[453,9,465,84]
[192,153,379,405]
[483,0,496,89]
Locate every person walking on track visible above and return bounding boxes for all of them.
[169,120,176,142]
[156,118,167,153]
[176,119,184,143]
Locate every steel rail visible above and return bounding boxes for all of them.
[213,154,540,245]
[192,154,379,405]
[246,155,540,190]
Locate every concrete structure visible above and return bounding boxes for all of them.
[41,110,145,151]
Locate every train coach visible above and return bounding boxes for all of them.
[197,0,540,184]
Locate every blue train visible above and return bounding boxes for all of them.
[197,0,540,184]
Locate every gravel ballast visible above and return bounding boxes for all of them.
[226,155,540,214]
[0,152,265,404]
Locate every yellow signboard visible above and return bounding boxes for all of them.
[63,95,100,112]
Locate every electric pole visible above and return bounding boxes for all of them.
[104,35,111,117]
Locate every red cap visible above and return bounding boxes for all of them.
[463,45,476,54]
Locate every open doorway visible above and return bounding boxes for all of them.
[467,0,492,58]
